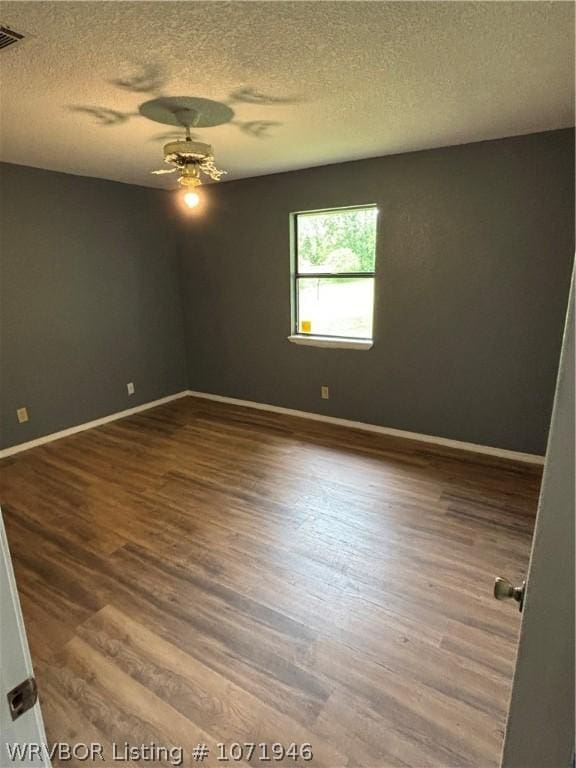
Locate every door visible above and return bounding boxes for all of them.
[0,507,50,767]
[500,272,575,767]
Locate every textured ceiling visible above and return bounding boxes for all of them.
[0,1,574,189]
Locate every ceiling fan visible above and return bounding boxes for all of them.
[150,105,227,207]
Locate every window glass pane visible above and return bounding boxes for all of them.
[297,207,377,274]
[297,277,374,339]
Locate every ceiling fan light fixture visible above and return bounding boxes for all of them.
[148,104,228,204]
[183,191,201,209]
[177,163,201,188]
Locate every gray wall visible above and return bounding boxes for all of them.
[0,163,187,449]
[1,130,573,454]
[180,129,575,454]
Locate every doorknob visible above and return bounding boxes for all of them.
[494,577,525,612]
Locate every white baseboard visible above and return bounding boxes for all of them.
[0,391,189,459]
[186,389,545,466]
[0,388,545,466]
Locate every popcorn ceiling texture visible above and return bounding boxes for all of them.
[0,1,574,188]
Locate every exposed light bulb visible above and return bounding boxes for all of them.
[183,190,200,209]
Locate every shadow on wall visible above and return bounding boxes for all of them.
[67,63,305,140]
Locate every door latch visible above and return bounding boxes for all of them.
[6,677,38,721]
[494,577,526,612]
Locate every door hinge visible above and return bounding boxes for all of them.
[7,677,38,721]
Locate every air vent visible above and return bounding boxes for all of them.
[0,24,24,51]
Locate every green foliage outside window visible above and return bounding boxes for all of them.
[297,207,377,274]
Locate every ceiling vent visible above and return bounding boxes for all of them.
[0,25,24,51]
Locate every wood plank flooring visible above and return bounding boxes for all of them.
[0,396,540,767]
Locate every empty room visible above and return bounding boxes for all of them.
[0,2,574,767]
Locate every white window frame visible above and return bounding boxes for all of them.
[288,205,377,350]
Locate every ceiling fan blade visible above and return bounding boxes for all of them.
[150,168,177,175]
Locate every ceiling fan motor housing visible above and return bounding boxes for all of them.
[152,136,226,184]
[163,140,213,166]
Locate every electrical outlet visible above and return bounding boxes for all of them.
[127,382,135,396]
[321,386,330,400]
[17,407,29,424]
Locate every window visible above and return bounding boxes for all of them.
[290,205,378,348]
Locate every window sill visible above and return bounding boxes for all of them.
[287,334,373,350]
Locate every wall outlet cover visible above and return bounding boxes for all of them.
[127,382,135,395]
[16,407,29,424]
[321,386,330,400]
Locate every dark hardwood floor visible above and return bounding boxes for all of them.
[0,396,540,767]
